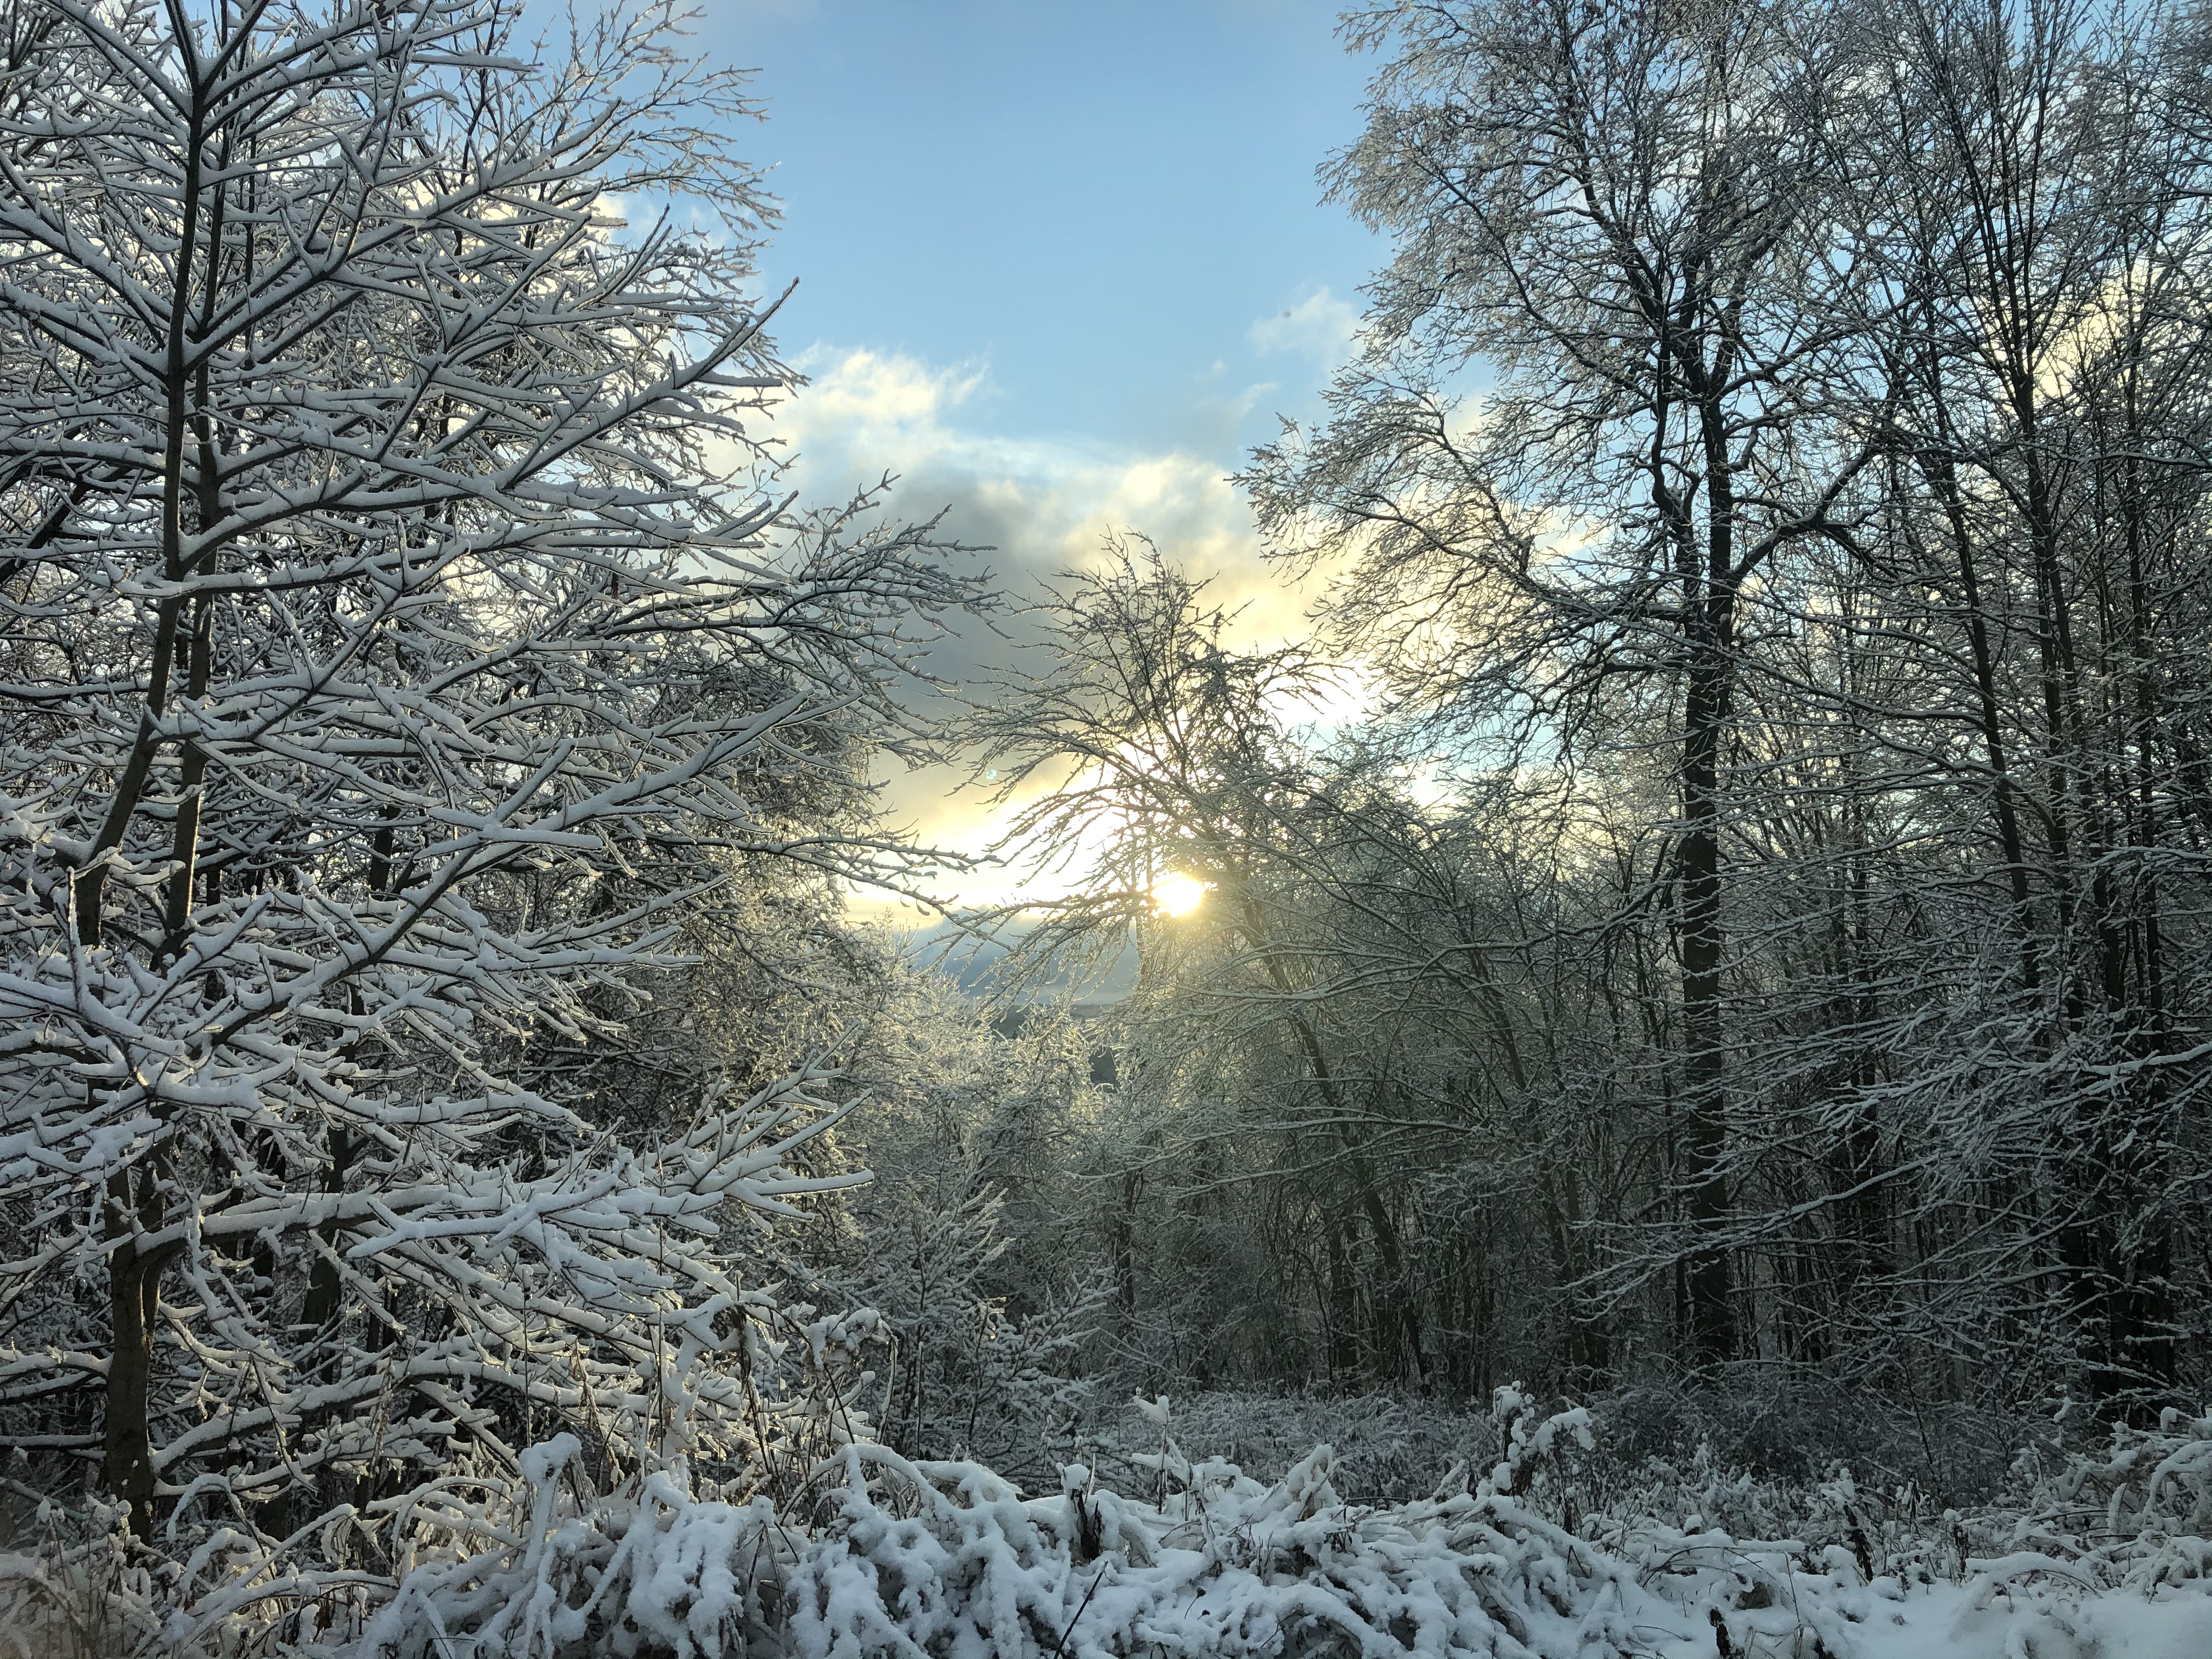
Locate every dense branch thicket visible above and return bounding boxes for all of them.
[0,0,973,1551]
[958,0,2212,1434]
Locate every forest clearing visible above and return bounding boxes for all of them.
[5,0,2212,1652]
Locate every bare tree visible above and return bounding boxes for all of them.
[0,0,969,1533]
[1248,0,1883,1364]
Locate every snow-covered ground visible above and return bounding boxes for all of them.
[13,1400,2212,1657]
[331,1429,2212,1658]
[1863,1583,2212,1659]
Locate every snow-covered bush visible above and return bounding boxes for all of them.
[1980,1405,2212,1590]
[338,1423,1743,1658]
[9,1370,2205,1657]
[336,1399,2212,1659]
[0,1497,166,1659]
[1091,1385,1587,1507]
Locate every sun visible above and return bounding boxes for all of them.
[1151,873,1209,917]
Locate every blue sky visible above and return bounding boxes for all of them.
[689,2,1387,900]
[707,1,1378,454]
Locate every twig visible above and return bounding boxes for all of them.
[1051,1565,1109,1657]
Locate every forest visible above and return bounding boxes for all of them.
[5,0,2212,1654]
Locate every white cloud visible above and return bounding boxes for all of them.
[775,348,990,456]
[1248,285,1359,366]
[768,345,1309,646]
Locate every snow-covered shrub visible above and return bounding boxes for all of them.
[353,1429,1697,1658]
[789,979,1113,1482]
[1473,1383,1596,1503]
[351,1436,791,1659]
[338,1416,2212,1659]
[1092,1384,1599,1511]
[0,1498,166,1659]
[22,1374,2186,1659]
[1984,1404,2212,1590]
[0,1288,889,1659]
[1093,1389,1498,1504]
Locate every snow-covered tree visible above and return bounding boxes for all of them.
[0,0,970,1536]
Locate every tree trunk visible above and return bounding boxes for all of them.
[1679,650,1735,1366]
[102,1171,166,1537]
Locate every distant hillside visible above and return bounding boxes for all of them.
[900,915,1137,1006]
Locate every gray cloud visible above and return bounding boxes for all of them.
[736,346,1346,911]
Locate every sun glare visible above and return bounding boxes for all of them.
[1152,873,1208,917]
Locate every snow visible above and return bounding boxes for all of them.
[8,1385,2212,1657]
[331,1419,2212,1659]
[1810,1580,2212,1659]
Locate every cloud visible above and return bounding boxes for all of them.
[1248,285,1359,366]
[773,348,991,459]
[754,345,1362,913]
[769,346,1308,647]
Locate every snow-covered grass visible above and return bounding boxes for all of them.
[344,1407,2212,1657]
[13,1392,2212,1656]
[1090,1389,1502,1505]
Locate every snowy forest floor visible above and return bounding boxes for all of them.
[8,1389,2212,1657]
